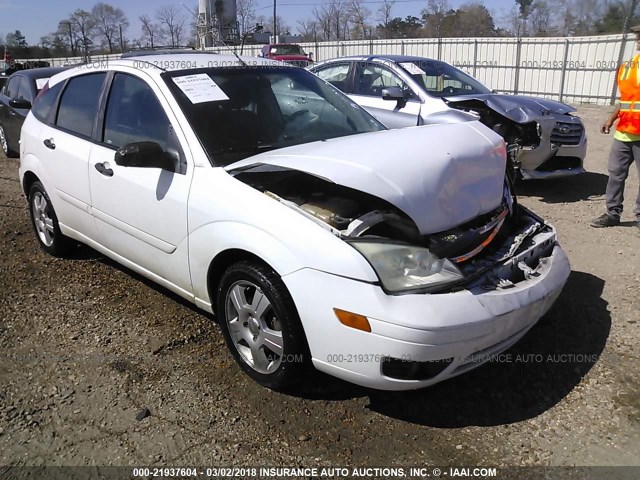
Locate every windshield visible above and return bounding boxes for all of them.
[271,45,305,56]
[399,60,491,97]
[163,66,384,166]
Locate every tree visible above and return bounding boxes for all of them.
[528,0,552,35]
[347,0,373,39]
[515,0,533,36]
[92,2,129,53]
[572,0,604,35]
[312,0,350,40]
[156,5,186,47]
[140,14,161,48]
[297,19,320,41]
[6,30,29,57]
[237,0,257,36]
[65,9,95,59]
[377,0,395,38]
[422,0,450,37]
[596,3,628,33]
[383,15,423,38]
[447,3,496,37]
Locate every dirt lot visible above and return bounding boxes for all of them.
[0,106,639,472]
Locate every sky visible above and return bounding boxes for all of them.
[0,0,516,45]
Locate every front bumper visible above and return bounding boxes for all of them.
[283,232,571,391]
[519,119,587,180]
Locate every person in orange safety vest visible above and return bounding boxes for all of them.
[591,25,640,232]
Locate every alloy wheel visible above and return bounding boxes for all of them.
[31,191,55,247]
[224,280,284,374]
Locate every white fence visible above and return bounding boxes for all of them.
[19,33,637,106]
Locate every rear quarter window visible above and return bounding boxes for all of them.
[31,81,64,123]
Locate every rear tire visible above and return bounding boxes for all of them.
[216,260,311,391]
[28,181,75,257]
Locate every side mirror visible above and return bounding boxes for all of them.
[114,142,178,171]
[381,86,407,109]
[381,86,404,101]
[9,98,31,109]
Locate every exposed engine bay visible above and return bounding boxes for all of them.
[232,164,556,291]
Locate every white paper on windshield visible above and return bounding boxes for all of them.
[35,78,49,90]
[172,74,229,103]
[400,62,425,75]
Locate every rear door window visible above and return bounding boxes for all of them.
[56,73,107,138]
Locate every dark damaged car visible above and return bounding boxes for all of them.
[309,55,587,180]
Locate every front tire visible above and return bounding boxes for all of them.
[0,123,17,158]
[216,260,310,391]
[28,181,75,257]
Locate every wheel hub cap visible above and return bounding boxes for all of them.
[248,316,261,336]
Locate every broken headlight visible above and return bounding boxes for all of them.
[350,242,464,293]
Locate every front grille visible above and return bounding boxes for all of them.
[550,121,584,145]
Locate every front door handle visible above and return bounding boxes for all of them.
[94,162,114,177]
[43,138,55,150]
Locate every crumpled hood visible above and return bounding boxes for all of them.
[226,121,506,235]
[445,93,575,123]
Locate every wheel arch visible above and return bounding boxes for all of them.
[206,248,275,316]
[22,170,41,196]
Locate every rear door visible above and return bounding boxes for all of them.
[88,71,193,293]
[37,72,107,238]
[350,61,422,128]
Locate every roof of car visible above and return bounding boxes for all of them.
[8,66,69,80]
[121,49,213,58]
[45,53,288,88]
[316,54,437,64]
[117,53,280,70]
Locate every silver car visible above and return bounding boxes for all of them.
[309,55,587,181]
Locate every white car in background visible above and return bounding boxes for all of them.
[19,54,570,391]
[309,55,587,181]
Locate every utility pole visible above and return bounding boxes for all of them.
[119,24,124,53]
[273,0,277,42]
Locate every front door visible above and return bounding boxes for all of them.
[350,62,422,128]
[88,72,194,294]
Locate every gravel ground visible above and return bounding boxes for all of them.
[0,106,639,470]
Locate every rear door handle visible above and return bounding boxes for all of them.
[94,162,113,177]
[43,138,55,149]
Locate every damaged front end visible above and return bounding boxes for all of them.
[230,163,556,296]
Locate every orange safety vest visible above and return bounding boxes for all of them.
[617,53,640,135]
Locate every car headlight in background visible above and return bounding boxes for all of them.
[350,242,464,293]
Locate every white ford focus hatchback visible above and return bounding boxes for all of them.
[19,54,570,391]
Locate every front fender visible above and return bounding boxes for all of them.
[189,221,310,307]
